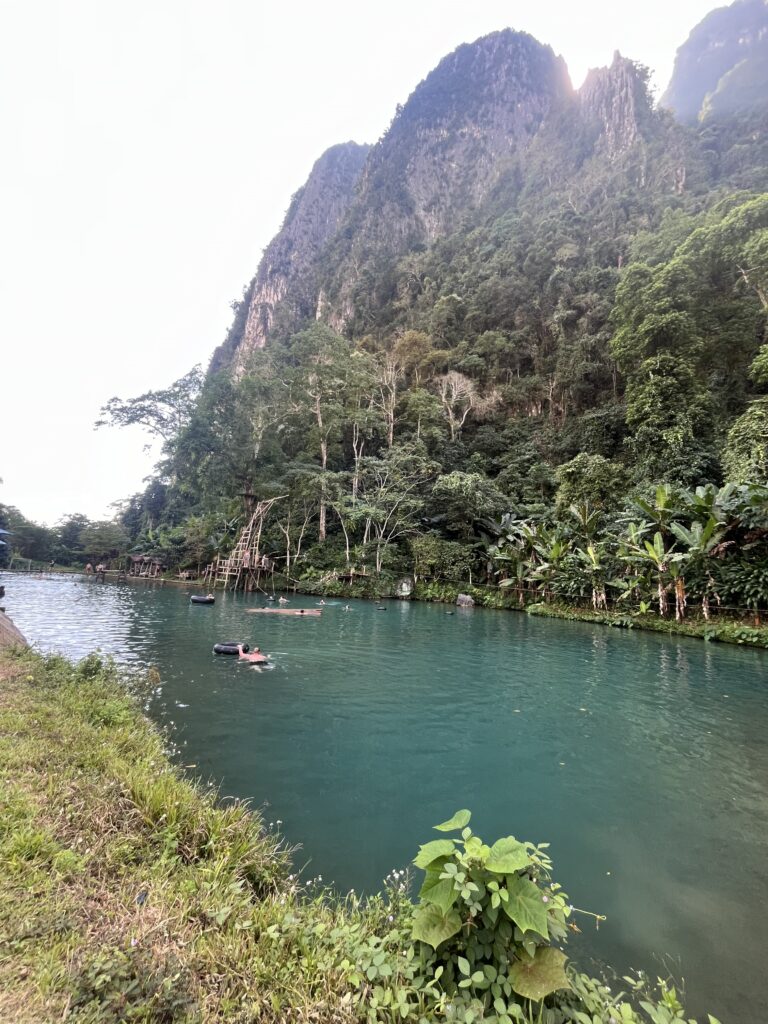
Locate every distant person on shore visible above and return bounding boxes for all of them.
[85,563,93,574]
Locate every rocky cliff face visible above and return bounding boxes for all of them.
[216,142,369,374]
[579,52,653,158]
[321,30,573,330]
[661,0,768,122]
[211,30,575,368]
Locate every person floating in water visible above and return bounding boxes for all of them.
[278,595,288,604]
[343,605,351,611]
[237,644,268,664]
[318,599,326,606]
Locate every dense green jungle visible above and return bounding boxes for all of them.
[4,5,768,638]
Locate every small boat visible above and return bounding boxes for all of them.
[191,595,215,604]
[213,642,248,655]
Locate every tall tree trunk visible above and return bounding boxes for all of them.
[317,397,327,541]
[351,421,364,503]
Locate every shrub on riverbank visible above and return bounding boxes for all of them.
[0,647,717,1022]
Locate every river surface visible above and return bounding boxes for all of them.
[4,571,768,1023]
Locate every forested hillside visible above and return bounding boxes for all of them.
[95,2,768,622]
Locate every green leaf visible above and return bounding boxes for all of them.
[411,904,462,950]
[434,809,471,832]
[414,839,456,869]
[503,875,550,937]
[419,864,456,914]
[486,837,530,873]
[509,947,570,1001]
[458,956,470,976]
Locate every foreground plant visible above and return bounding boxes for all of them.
[338,810,721,1024]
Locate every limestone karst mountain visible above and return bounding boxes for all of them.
[215,27,728,372]
[661,0,768,122]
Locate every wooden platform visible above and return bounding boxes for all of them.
[246,608,321,617]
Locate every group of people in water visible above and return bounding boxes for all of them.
[235,597,355,665]
[276,595,351,611]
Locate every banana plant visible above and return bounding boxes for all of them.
[628,483,679,539]
[680,484,726,524]
[496,546,532,606]
[526,528,572,603]
[670,516,725,619]
[487,516,536,604]
[620,527,683,618]
[574,541,611,610]
[568,502,602,543]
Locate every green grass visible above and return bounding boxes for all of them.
[0,647,401,1023]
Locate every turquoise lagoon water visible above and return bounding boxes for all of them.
[4,570,768,1023]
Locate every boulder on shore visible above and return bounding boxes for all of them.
[456,593,475,608]
[0,610,27,649]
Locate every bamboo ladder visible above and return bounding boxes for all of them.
[209,496,286,591]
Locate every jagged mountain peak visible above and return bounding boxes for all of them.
[373,28,573,169]
[578,52,654,157]
[387,28,572,135]
[661,0,768,122]
[318,29,574,332]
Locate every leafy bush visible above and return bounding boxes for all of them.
[70,945,194,1022]
[339,811,720,1024]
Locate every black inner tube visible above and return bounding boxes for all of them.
[213,642,248,655]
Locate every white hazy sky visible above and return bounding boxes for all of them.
[1,0,716,526]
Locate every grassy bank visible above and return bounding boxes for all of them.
[0,646,400,1022]
[0,645,719,1022]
